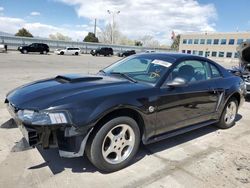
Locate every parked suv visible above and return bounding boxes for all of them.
[118,50,136,57]
[55,47,81,55]
[90,47,113,56]
[18,43,49,54]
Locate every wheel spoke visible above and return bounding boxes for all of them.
[103,146,113,157]
[120,126,129,137]
[116,150,122,162]
[124,138,134,147]
[107,131,115,140]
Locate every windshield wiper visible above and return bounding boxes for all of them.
[110,72,137,83]
[99,70,106,74]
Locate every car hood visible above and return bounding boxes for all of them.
[6,74,143,110]
[18,45,29,48]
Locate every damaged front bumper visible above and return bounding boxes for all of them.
[243,75,250,94]
[6,101,92,158]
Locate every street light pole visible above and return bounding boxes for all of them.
[107,10,120,44]
[94,18,97,36]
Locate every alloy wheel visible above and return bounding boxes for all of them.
[102,124,135,164]
[224,101,237,125]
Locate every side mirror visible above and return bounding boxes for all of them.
[166,77,188,87]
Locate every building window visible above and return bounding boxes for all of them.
[188,39,193,44]
[237,39,244,45]
[229,39,235,45]
[194,39,199,44]
[183,39,187,44]
[181,50,186,53]
[221,39,227,45]
[226,52,232,58]
[219,52,224,57]
[234,52,239,58]
[213,39,219,45]
[205,51,210,57]
[198,51,203,56]
[206,39,212,45]
[187,50,191,54]
[200,39,205,44]
[211,51,217,57]
[193,50,198,55]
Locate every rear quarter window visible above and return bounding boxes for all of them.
[210,64,222,78]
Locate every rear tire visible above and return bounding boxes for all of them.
[86,116,140,172]
[215,97,238,129]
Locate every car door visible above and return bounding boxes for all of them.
[66,48,71,55]
[34,43,40,52]
[37,44,43,52]
[102,48,107,55]
[155,59,220,135]
[28,43,36,52]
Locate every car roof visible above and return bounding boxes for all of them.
[135,52,215,63]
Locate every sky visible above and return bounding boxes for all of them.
[0,0,249,44]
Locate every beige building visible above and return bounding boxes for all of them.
[179,32,250,60]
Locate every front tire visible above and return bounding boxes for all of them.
[86,116,140,172]
[75,52,79,56]
[60,51,64,55]
[216,97,238,129]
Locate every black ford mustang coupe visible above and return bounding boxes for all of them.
[5,53,246,172]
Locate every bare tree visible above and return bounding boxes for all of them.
[98,22,123,44]
[140,35,160,48]
[49,33,72,41]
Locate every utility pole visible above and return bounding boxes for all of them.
[94,18,97,36]
[107,10,120,44]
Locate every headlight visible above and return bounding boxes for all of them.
[17,110,69,125]
[19,47,22,49]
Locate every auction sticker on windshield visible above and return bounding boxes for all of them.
[151,59,172,68]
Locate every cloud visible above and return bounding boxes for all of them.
[56,0,217,44]
[30,11,41,16]
[0,7,4,11]
[0,16,92,41]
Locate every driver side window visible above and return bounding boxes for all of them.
[167,60,209,83]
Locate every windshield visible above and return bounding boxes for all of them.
[103,55,173,84]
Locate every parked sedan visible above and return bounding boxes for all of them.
[55,47,80,55]
[118,50,136,57]
[5,53,246,172]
